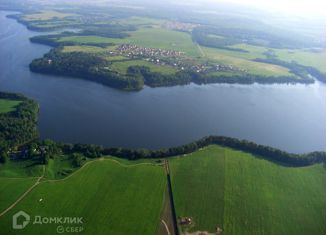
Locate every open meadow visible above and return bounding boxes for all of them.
[22,11,78,21]
[170,145,326,235]
[0,99,21,113]
[0,159,166,235]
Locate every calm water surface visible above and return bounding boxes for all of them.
[1,11,326,153]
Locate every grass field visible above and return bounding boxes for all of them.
[22,11,77,21]
[0,159,43,178]
[110,60,177,75]
[0,99,21,114]
[116,16,164,26]
[61,45,106,54]
[273,49,326,73]
[170,147,225,233]
[231,44,326,73]
[58,27,200,57]
[202,46,291,76]
[0,177,38,212]
[0,159,166,235]
[170,145,326,235]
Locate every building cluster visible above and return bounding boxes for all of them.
[115,44,183,58]
[109,44,245,74]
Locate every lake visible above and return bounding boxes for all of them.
[0,11,326,153]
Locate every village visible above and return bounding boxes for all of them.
[109,44,246,74]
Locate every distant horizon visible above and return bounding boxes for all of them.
[175,0,326,17]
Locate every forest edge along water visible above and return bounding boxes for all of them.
[0,11,326,153]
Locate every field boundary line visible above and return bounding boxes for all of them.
[42,158,163,183]
[164,160,179,235]
[161,219,171,235]
[0,158,163,216]
[0,166,45,217]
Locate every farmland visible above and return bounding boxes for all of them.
[58,27,200,57]
[230,43,326,73]
[0,99,21,113]
[202,46,291,76]
[0,159,166,235]
[22,11,77,21]
[170,146,225,233]
[0,177,38,212]
[0,145,325,235]
[170,145,326,235]
[273,49,326,73]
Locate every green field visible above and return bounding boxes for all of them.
[273,49,326,73]
[0,177,38,212]
[202,46,291,76]
[1,146,326,235]
[61,45,107,54]
[0,159,43,178]
[116,16,164,26]
[110,60,177,75]
[0,159,166,235]
[170,147,225,233]
[0,99,21,113]
[22,11,77,21]
[170,145,326,235]
[231,43,326,73]
[58,27,200,57]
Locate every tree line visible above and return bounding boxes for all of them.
[0,92,39,163]
[254,58,326,83]
[192,26,313,50]
[16,136,326,168]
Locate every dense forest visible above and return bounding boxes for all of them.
[30,49,144,91]
[0,92,39,152]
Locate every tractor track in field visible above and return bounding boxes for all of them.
[0,165,45,217]
[0,158,163,217]
[161,219,171,235]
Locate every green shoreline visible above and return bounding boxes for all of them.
[1,92,325,168]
